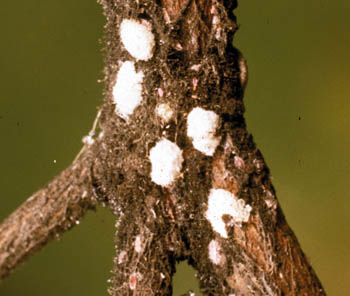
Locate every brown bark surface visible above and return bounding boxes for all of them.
[0,0,325,295]
[0,149,96,280]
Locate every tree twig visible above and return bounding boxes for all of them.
[0,149,96,281]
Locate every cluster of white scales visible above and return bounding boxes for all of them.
[112,19,251,265]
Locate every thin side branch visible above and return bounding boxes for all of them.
[0,149,96,281]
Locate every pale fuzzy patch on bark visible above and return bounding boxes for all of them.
[117,250,127,264]
[156,103,174,123]
[208,239,226,266]
[112,61,144,118]
[234,155,245,170]
[205,189,252,238]
[149,139,183,187]
[187,107,221,156]
[129,272,143,290]
[120,19,155,61]
[134,235,142,253]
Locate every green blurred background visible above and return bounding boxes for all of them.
[0,0,349,295]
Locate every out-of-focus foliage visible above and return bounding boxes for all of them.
[0,1,349,295]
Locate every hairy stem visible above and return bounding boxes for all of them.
[0,149,96,281]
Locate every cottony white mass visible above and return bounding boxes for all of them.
[156,103,174,123]
[149,139,183,187]
[205,188,252,238]
[208,239,226,265]
[187,107,221,156]
[120,19,155,61]
[112,61,144,118]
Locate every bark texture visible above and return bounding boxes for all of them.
[0,149,96,280]
[0,0,325,295]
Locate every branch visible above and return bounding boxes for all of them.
[0,149,96,281]
[0,0,326,294]
[96,0,326,294]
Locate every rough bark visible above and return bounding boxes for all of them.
[0,148,96,280]
[0,0,325,295]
